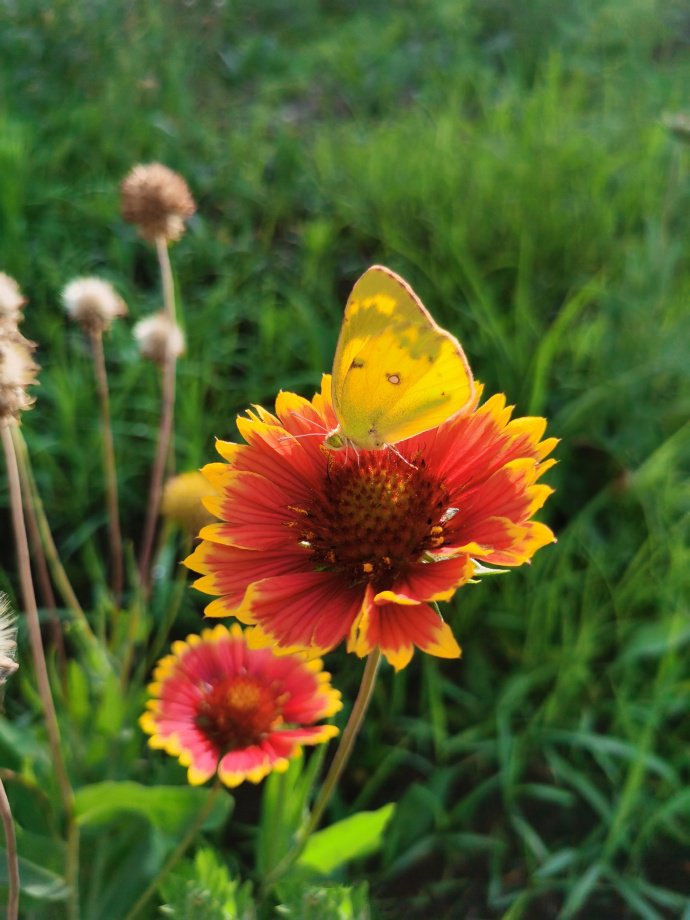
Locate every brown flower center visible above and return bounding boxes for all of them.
[289,450,450,590]
[195,675,283,752]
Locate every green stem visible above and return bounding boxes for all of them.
[262,649,382,891]
[122,781,222,920]
[13,425,66,678]
[11,427,104,666]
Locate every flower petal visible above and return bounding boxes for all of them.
[393,556,475,603]
[185,540,311,610]
[349,587,461,670]
[239,571,364,652]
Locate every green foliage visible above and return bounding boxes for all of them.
[159,849,255,920]
[275,880,370,920]
[297,805,395,876]
[0,848,69,903]
[256,749,327,879]
[74,782,232,835]
[1,0,689,917]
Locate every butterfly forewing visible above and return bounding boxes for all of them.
[331,266,474,449]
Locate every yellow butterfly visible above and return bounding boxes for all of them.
[325,265,474,450]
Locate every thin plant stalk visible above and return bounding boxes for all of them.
[11,426,105,667]
[122,781,222,920]
[1,422,80,920]
[14,433,65,673]
[89,329,124,605]
[138,236,178,589]
[0,775,19,920]
[12,426,85,620]
[262,648,382,890]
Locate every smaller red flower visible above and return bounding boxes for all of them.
[140,624,341,787]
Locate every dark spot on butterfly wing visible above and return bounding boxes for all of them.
[386,373,401,385]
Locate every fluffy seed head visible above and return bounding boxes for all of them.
[132,312,185,366]
[0,338,39,422]
[62,277,128,334]
[120,163,196,243]
[0,595,18,684]
[133,312,185,365]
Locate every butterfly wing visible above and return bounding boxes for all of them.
[331,265,474,449]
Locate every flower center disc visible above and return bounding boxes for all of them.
[293,451,449,589]
[195,675,282,751]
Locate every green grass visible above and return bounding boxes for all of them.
[2,0,690,917]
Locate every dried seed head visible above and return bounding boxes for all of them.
[120,163,196,243]
[0,272,27,327]
[62,277,128,335]
[162,471,217,536]
[0,595,18,684]
[133,312,185,365]
[0,338,39,422]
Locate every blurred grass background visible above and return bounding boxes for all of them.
[2,0,690,916]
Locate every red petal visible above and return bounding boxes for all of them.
[185,541,311,608]
[349,587,461,670]
[204,471,300,549]
[394,557,474,603]
[240,571,364,652]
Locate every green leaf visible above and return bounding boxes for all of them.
[257,747,328,877]
[297,804,395,875]
[74,781,232,834]
[0,848,69,901]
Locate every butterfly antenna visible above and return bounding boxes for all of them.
[286,409,330,433]
[278,431,327,444]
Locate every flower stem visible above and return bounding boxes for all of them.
[262,648,382,891]
[89,329,124,605]
[0,775,19,920]
[1,421,80,920]
[138,236,178,590]
[122,781,222,920]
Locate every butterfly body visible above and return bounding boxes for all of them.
[327,265,474,450]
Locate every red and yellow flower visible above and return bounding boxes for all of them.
[185,377,556,670]
[140,624,341,787]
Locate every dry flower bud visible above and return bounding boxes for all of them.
[62,277,128,334]
[162,471,217,536]
[0,337,39,422]
[0,595,18,684]
[133,312,185,365]
[120,163,196,243]
[0,272,27,327]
